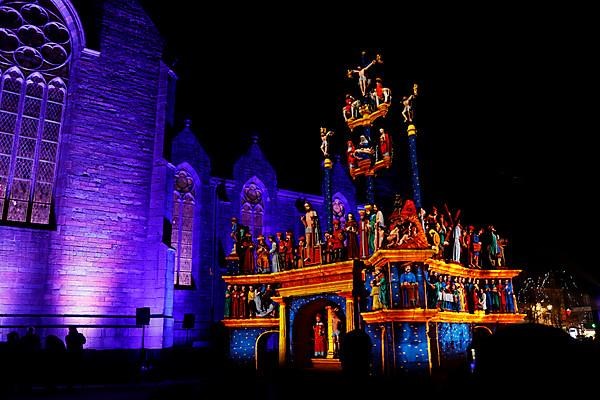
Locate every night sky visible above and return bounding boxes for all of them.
[140,6,596,288]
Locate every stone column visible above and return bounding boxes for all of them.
[323,157,333,234]
[341,292,356,332]
[274,296,288,366]
[326,306,335,358]
[407,124,422,209]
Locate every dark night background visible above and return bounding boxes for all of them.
[139,6,596,289]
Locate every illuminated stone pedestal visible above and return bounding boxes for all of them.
[364,321,431,376]
[361,309,526,376]
[363,320,473,376]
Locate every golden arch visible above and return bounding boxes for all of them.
[473,325,493,335]
[254,329,279,370]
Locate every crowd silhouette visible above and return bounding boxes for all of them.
[0,326,86,394]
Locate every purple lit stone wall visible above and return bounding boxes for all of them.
[0,0,172,349]
[0,0,357,351]
[170,123,214,346]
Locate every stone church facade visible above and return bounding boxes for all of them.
[0,0,356,349]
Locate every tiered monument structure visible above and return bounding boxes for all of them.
[220,51,525,375]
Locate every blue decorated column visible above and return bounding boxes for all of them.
[364,126,376,205]
[366,175,375,207]
[323,158,333,233]
[407,124,422,209]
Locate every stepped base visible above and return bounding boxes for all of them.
[310,358,342,371]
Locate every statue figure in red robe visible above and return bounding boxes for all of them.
[240,232,255,275]
[313,313,327,358]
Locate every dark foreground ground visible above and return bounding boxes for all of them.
[2,363,599,400]
[2,324,599,399]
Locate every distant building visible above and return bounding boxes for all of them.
[517,270,597,339]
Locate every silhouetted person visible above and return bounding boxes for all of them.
[21,326,41,352]
[340,329,370,378]
[65,326,86,387]
[44,334,66,390]
[7,330,20,347]
[1,331,20,394]
[18,327,42,391]
[65,326,86,352]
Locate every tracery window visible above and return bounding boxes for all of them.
[171,170,195,287]
[240,179,264,238]
[0,1,71,224]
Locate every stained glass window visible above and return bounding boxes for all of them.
[0,1,71,224]
[240,179,264,238]
[171,169,195,287]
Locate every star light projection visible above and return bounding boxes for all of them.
[365,322,429,374]
[438,323,472,360]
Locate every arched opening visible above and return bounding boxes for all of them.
[469,325,493,373]
[255,330,279,375]
[292,298,345,368]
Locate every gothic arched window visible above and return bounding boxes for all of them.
[171,170,195,287]
[240,179,264,238]
[0,1,71,224]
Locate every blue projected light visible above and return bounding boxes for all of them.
[438,323,472,360]
[365,322,388,375]
[230,327,268,363]
[366,322,429,375]
[395,322,428,372]
[323,163,333,233]
[365,271,373,311]
[408,134,422,209]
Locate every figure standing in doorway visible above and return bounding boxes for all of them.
[331,309,342,358]
[313,313,327,358]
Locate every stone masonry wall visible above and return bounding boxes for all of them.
[0,0,168,349]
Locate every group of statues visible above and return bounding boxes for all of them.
[343,52,418,124]
[228,202,324,274]
[321,199,429,264]
[427,273,517,314]
[345,128,392,169]
[369,267,390,310]
[223,283,277,319]
[364,264,517,314]
[228,196,508,275]
[343,54,391,122]
[341,52,419,180]
[368,264,420,311]
[423,205,507,269]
